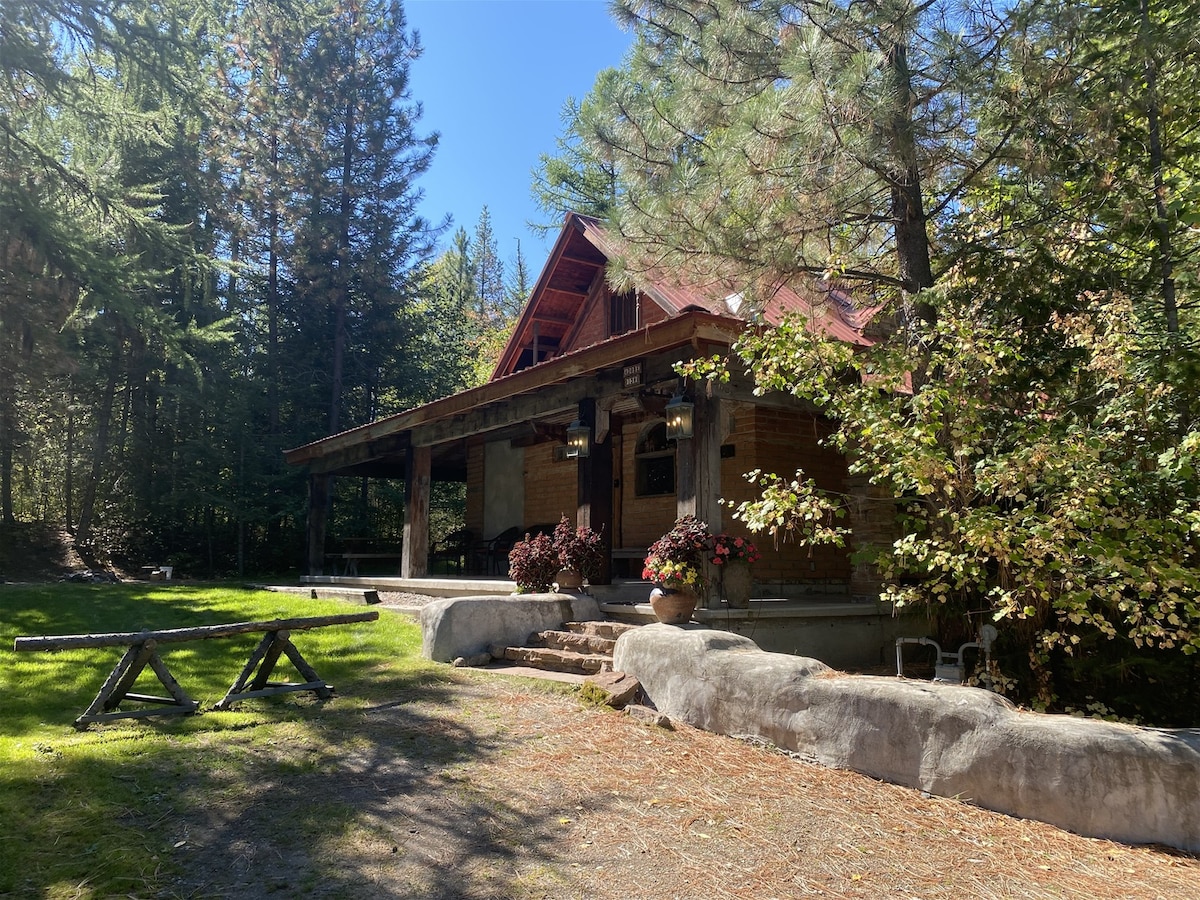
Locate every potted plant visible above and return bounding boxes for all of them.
[508,516,605,592]
[552,515,604,589]
[710,532,760,608]
[507,531,559,593]
[642,515,712,623]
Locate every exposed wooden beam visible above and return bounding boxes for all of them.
[285,313,743,467]
[558,252,605,267]
[401,445,431,578]
[307,432,410,475]
[410,376,615,447]
[530,310,578,325]
[576,397,613,585]
[510,421,568,448]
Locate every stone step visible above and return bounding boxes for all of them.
[532,629,617,655]
[564,620,639,640]
[491,645,612,675]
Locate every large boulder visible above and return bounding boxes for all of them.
[421,593,602,663]
[614,624,1200,852]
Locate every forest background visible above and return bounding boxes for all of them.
[1,0,530,576]
[3,0,1200,719]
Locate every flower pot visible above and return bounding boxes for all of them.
[649,587,698,624]
[721,559,753,608]
[555,568,584,590]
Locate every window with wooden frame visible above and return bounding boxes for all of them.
[609,289,639,337]
[635,422,675,496]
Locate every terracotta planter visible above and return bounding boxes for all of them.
[649,587,698,624]
[555,568,584,590]
[721,559,753,608]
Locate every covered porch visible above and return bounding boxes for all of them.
[286,312,761,600]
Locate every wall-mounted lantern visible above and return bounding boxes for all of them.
[665,392,695,440]
[565,419,591,458]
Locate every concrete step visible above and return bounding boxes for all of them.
[532,629,616,655]
[491,645,612,675]
[564,620,639,640]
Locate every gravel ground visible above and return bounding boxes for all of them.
[376,590,443,611]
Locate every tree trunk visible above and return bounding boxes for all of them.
[328,92,356,436]
[886,40,935,308]
[1140,0,1178,334]
[0,401,15,525]
[65,390,75,531]
[267,132,281,435]
[76,329,124,548]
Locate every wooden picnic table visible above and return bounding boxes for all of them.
[324,551,403,576]
[14,611,379,728]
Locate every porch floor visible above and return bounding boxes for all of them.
[297,573,883,614]
[297,574,911,669]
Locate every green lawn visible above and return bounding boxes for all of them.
[0,583,446,898]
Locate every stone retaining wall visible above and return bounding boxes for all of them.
[613,624,1200,852]
[421,593,601,662]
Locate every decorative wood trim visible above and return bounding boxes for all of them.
[285,312,742,469]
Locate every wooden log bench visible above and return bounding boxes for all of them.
[13,611,379,729]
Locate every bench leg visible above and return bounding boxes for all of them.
[214,631,274,709]
[249,630,289,691]
[214,630,333,710]
[75,639,199,728]
[282,640,334,700]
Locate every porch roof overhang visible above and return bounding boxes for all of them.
[283,310,745,478]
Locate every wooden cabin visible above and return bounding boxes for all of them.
[284,214,897,620]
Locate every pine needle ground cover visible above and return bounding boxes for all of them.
[2,584,1197,899]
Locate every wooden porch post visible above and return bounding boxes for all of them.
[306,474,330,576]
[576,398,613,584]
[676,386,721,605]
[676,386,722,529]
[401,443,431,578]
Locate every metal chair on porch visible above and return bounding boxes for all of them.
[429,528,472,575]
[471,526,522,576]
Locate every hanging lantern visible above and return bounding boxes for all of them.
[664,393,695,440]
[565,419,591,458]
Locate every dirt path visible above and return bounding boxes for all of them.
[163,671,1197,900]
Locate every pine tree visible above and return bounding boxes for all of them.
[285,0,436,436]
[579,0,1018,322]
[531,72,622,227]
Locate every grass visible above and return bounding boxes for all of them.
[0,582,448,898]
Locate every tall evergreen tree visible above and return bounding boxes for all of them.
[286,0,436,436]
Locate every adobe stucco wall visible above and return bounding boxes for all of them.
[613,625,1200,852]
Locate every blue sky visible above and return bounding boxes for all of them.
[404,0,633,269]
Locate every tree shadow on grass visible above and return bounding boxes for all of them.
[2,585,604,898]
[8,677,597,898]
